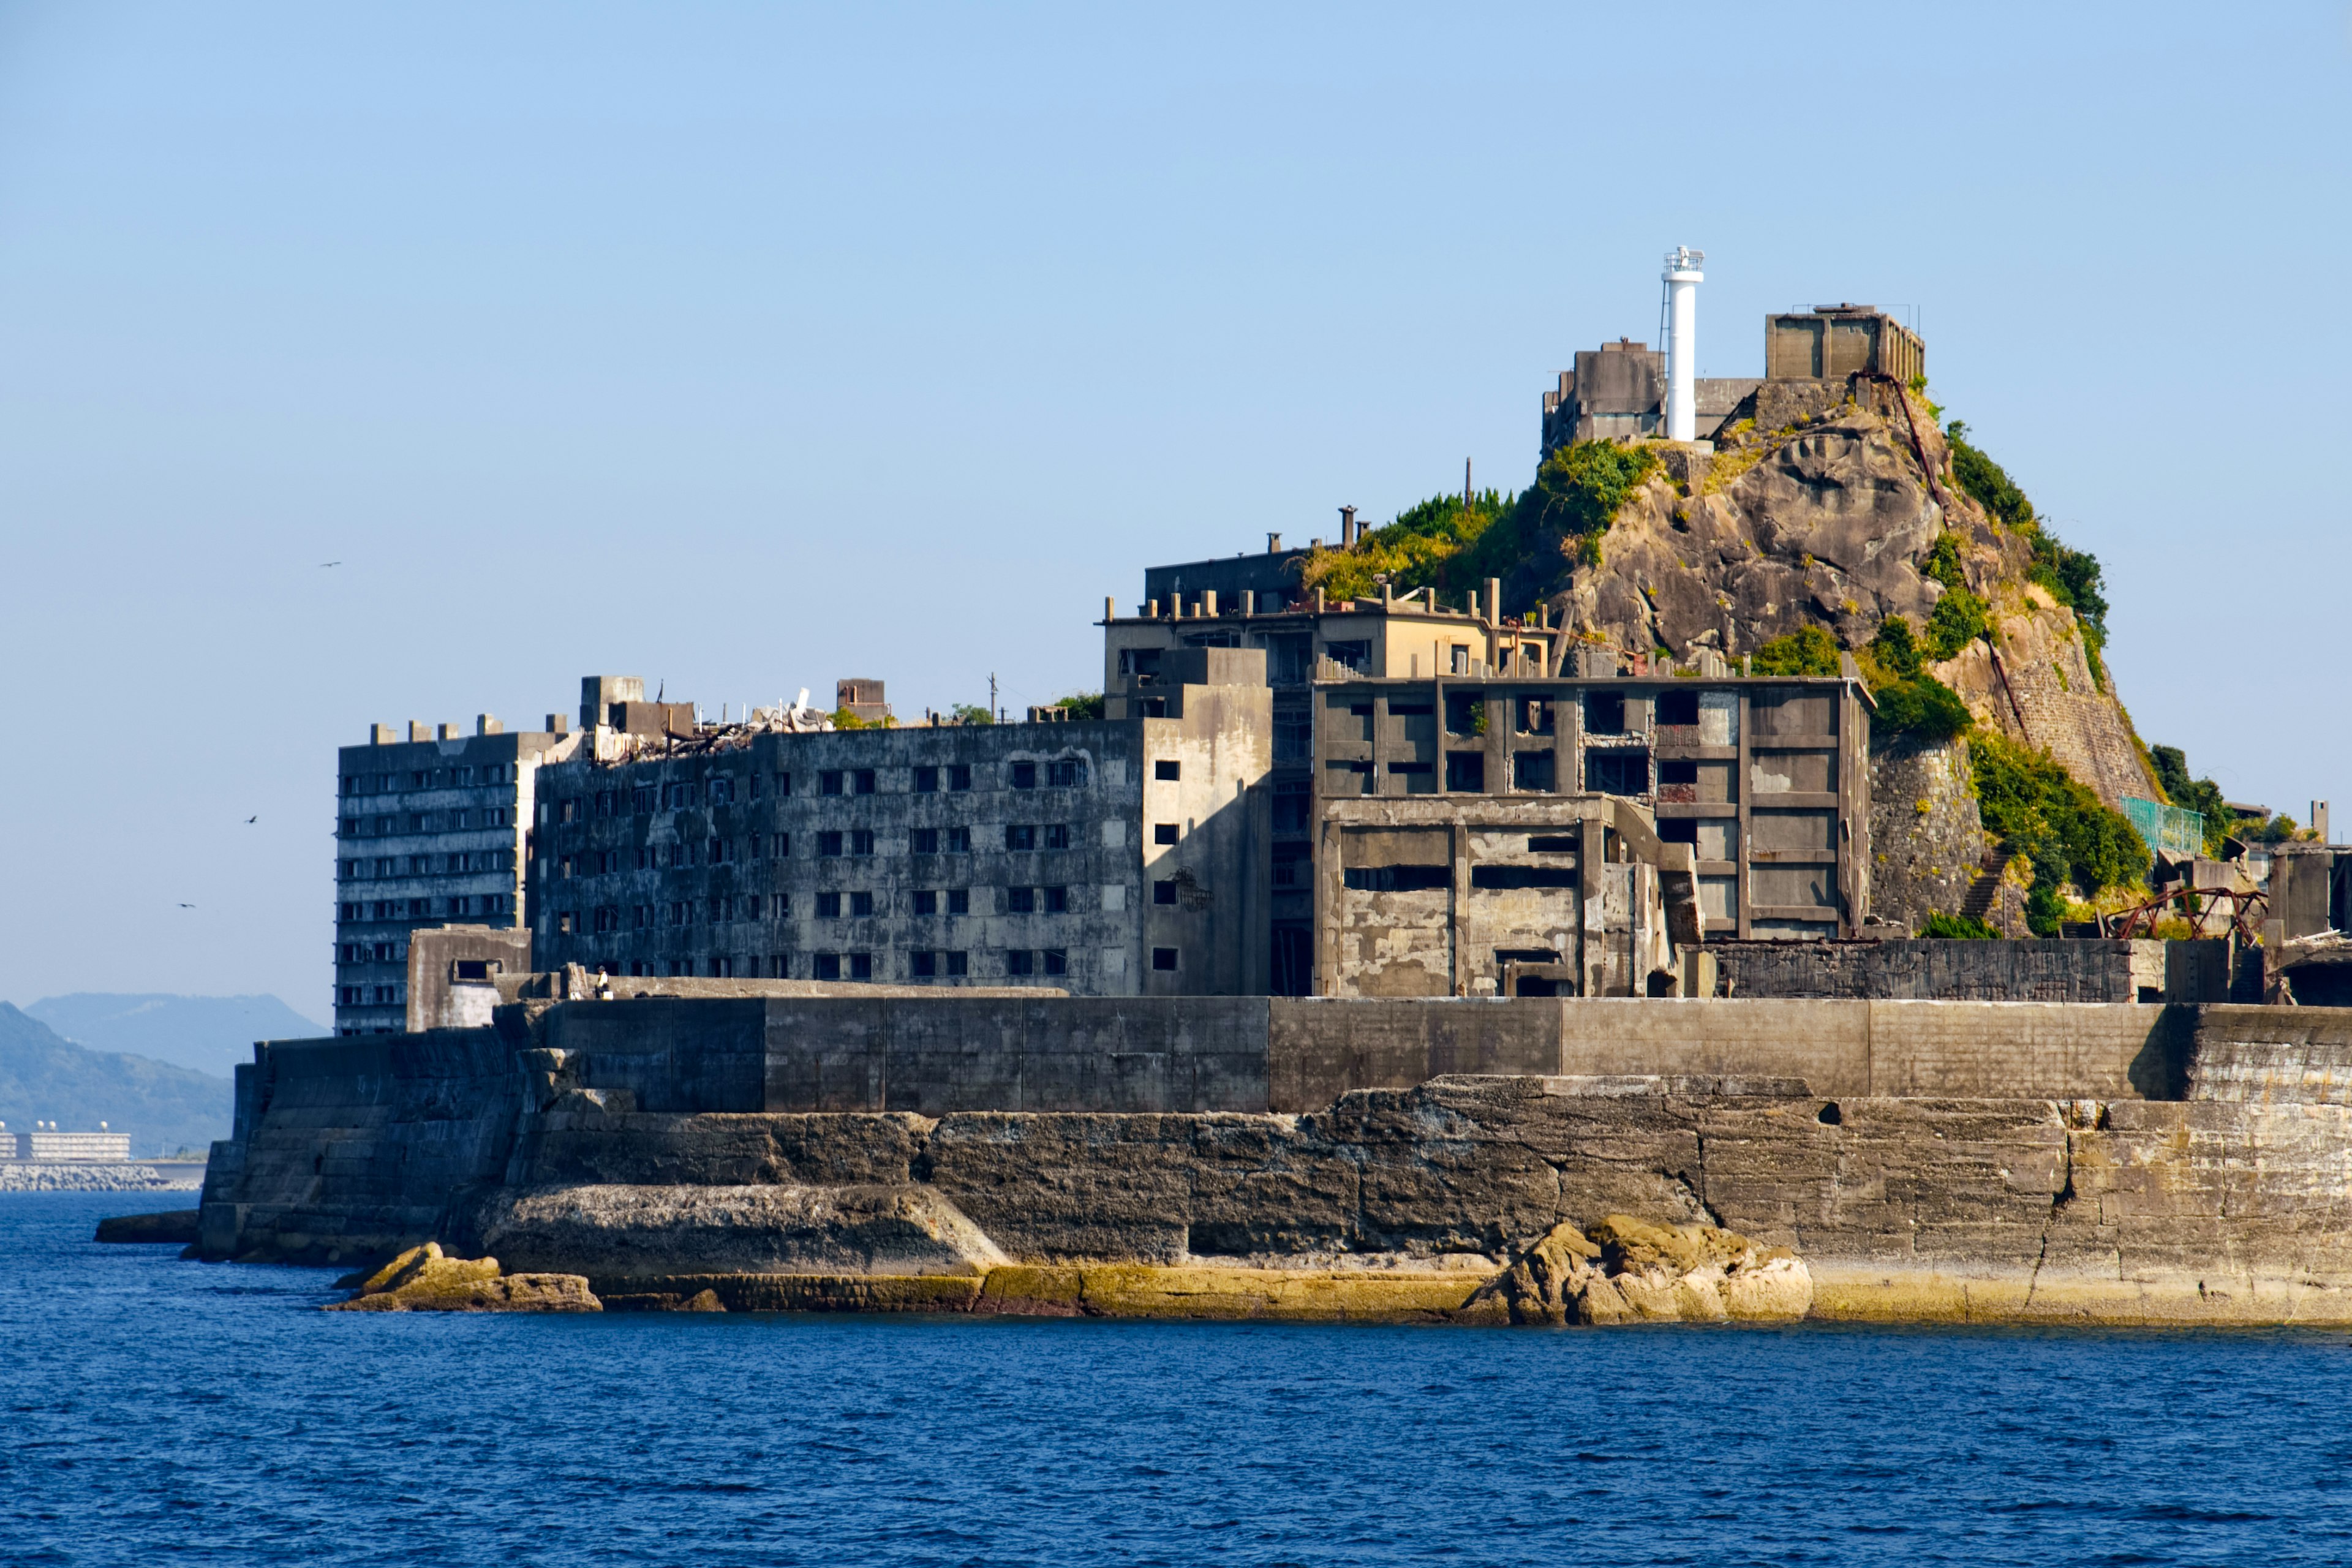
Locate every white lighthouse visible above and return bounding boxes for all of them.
[1662,246,1704,442]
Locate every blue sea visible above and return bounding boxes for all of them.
[6,1193,2352,1566]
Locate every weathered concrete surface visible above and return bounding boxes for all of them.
[438,1076,2352,1324]
[1709,938,2211,1005]
[472,1181,1006,1279]
[200,998,2352,1324]
[1271,998,2189,1110]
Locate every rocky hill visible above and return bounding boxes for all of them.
[1545,376,2154,810]
[1308,372,2163,934]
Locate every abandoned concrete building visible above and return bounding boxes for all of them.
[1539,305,1924,455]
[1540,339,1760,450]
[333,716,576,1034]
[1308,666,1872,997]
[1102,566,1589,990]
[526,655,1272,997]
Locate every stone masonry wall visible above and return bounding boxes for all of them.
[1866,733,1987,933]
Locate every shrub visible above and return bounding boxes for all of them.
[1945,419,2109,682]
[1872,672,1972,742]
[1863,616,1972,741]
[1299,489,1516,603]
[1945,421,2034,532]
[1922,911,1998,940]
[1969,732,2149,932]
[1053,692,1106,720]
[1924,584,1987,658]
[949,703,993,726]
[1748,625,1840,677]
[1921,532,1969,594]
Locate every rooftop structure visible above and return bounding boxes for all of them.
[1764,304,1924,383]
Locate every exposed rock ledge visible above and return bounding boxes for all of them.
[325,1243,601,1313]
[584,1215,1814,1326]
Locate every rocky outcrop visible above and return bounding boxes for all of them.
[325,1242,600,1313]
[96,1209,200,1244]
[1475,1215,1813,1325]
[1524,375,2158,812]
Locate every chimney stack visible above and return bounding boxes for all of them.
[1339,504,1357,546]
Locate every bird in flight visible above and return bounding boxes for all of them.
[177,902,195,909]
[246,815,258,824]
[318,561,340,568]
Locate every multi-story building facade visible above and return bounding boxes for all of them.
[529,651,1272,995]
[333,717,575,1033]
[1101,558,1577,992]
[1100,548,1872,993]
[1306,666,1873,997]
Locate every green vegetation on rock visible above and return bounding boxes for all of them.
[1747,625,1841,677]
[1861,616,1972,742]
[1945,421,2035,532]
[1052,692,1106,720]
[1299,440,1660,606]
[1921,911,1999,940]
[1970,733,2149,933]
[1946,418,2109,685]
[1300,490,1516,603]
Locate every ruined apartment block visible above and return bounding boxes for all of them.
[529,662,1272,995]
[334,716,576,1034]
[1308,666,1872,998]
[1102,560,1571,992]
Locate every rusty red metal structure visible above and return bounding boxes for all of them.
[2100,884,2268,946]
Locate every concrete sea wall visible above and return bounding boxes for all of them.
[194,995,2352,1324]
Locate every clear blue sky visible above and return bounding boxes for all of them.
[4,2,2347,1013]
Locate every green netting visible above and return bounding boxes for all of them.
[2123,796,2203,858]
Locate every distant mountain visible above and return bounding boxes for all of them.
[25,993,326,1079]
[0,1004,233,1158]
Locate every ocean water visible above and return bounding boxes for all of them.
[6,1193,2352,1567]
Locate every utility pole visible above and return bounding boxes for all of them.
[1464,458,1472,505]
[990,673,998,724]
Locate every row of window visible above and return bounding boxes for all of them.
[597,947,1183,981]
[552,884,1092,933]
[548,758,1110,824]
[1325,748,1657,796]
[551,821,1121,880]
[1334,689,1702,739]
[341,765,514,797]
[336,984,404,1006]
[341,808,511,837]
[340,851,515,881]
[337,894,510,925]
